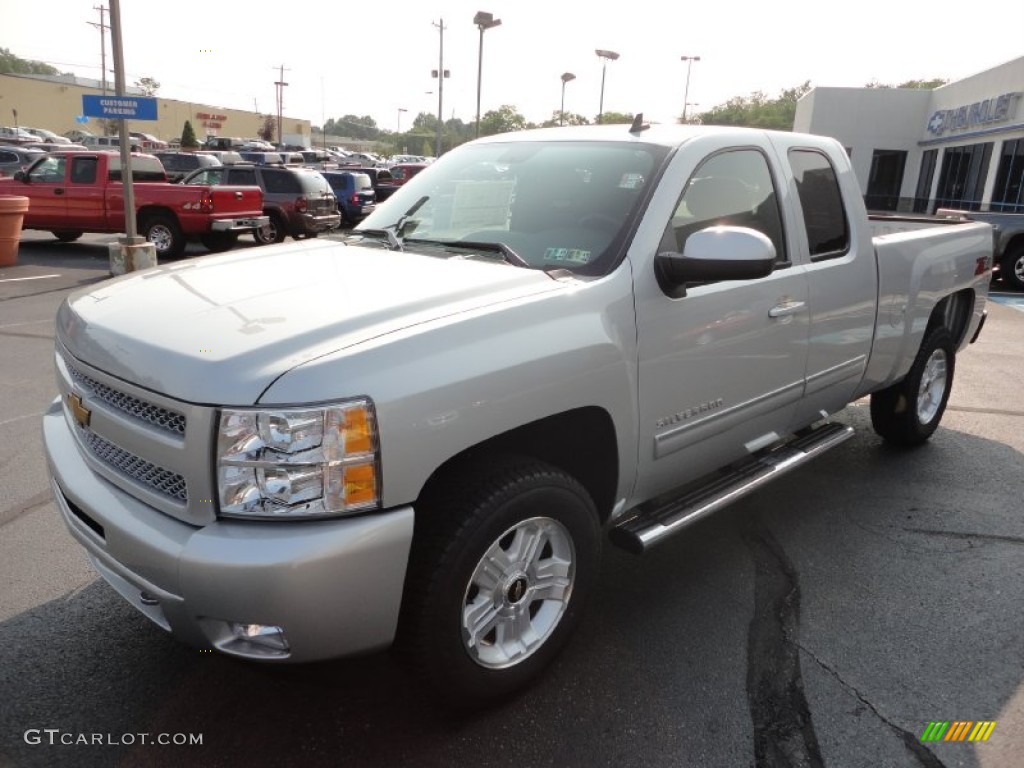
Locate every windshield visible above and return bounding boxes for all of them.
[355,139,669,275]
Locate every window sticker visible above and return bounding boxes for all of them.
[618,173,645,189]
[543,247,592,264]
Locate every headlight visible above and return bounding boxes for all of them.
[217,400,380,520]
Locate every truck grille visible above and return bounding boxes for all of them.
[66,362,186,436]
[78,426,189,502]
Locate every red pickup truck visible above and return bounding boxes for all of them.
[0,151,267,258]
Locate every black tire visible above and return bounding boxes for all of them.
[397,456,601,706]
[870,327,956,446]
[253,212,287,245]
[52,230,83,243]
[1001,244,1024,291]
[199,232,239,253]
[140,214,186,258]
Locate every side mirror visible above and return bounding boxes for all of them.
[656,226,776,285]
[13,171,27,182]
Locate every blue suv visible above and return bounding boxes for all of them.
[322,171,377,225]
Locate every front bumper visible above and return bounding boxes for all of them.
[43,399,414,662]
[211,215,270,233]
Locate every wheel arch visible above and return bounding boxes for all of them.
[135,204,178,228]
[925,288,974,349]
[415,406,620,526]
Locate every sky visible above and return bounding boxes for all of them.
[4,0,1023,134]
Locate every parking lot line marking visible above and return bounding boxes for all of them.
[0,274,61,283]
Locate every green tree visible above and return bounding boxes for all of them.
[865,78,948,89]
[257,115,276,142]
[479,105,527,136]
[541,111,590,128]
[595,111,633,125]
[134,76,160,95]
[180,119,198,149]
[0,47,61,75]
[699,81,811,130]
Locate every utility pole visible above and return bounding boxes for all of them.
[87,5,109,96]
[432,19,447,157]
[274,64,290,147]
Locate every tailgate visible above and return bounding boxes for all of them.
[209,185,264,217]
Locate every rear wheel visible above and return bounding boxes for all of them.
[52,231,83,243]
[140,214,186,258]
[199,232,239,253]
[870,327,956,446]
[253,212,287,245]
[1001,244,1024,291]
[397,456,601,706]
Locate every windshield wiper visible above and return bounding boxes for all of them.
[352,196,430,251]
[442,240,532,269]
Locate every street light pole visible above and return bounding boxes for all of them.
[473,11,502,139]
[432,19,448,157]
[681,55,701,122]
[560,72,575,126]
[397,107,407,134]
[595,49,619,124]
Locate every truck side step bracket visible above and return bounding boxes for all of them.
[609,422,854,554]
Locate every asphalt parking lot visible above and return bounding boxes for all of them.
[0,234,1022,768]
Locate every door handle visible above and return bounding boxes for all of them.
[54,188,65,195]
[768,300,805,318]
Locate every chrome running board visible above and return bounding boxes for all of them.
[609,423,854,554]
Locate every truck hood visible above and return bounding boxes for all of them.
[57,238,563,404]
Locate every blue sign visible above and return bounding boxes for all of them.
[82,94,158,121]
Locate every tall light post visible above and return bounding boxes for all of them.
[560,72,575,126]
[681,55,701,122]
[431,19,449,157]
[473,11,502,139]
[397,107,408,134]
[595,49,619,124]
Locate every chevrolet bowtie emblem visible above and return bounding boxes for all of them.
[67,393,91,428]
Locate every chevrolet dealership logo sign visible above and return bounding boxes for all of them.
[926,92,1021,136]
[920,720,997,742]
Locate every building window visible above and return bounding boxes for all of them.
[991,139,1024,213]
[934,142,993,212]
[913,149,937,213]
[865,150,907,212]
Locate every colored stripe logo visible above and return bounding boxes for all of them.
[921,721,997,742]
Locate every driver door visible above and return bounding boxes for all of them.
[633,146,810,500]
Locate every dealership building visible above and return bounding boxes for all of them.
[0,72,312,147]
[793,56,1023,213]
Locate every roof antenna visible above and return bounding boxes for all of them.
[629,113,649,133]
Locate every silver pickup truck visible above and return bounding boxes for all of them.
[43,123,992,704]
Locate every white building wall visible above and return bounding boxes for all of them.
[794,56,1024,211]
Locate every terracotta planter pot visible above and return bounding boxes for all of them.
[0,196,30,267]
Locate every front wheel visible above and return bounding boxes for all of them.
[870,327,956,446]
[397,456,601,706]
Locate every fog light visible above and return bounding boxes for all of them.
[221,622,290,657]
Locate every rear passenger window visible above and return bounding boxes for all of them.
[70,156,98,184]
[789,149,849,260]
[263,170,301,193]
